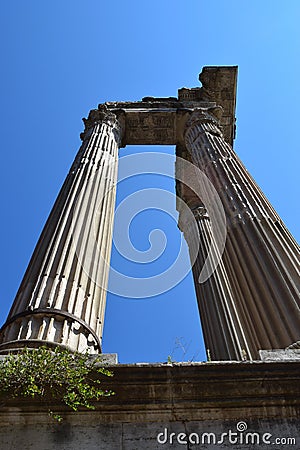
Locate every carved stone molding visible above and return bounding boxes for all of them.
[192,205,210,221]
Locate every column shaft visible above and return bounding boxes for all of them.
[179,206,251,360]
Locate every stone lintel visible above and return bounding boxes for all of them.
[85,66,238,147]
[121,108,177,145]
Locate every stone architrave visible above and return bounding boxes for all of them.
[0,107,124,353]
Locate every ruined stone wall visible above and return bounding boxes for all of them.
[0,362,299,449]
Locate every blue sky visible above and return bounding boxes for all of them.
[0,1,299,363]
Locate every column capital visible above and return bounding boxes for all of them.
[184,107,223,136]
[176,106,223,145]
[177,203,209,233]
[81,104,125,145]
[192,205,210,221]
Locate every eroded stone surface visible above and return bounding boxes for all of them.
[0,362,299,449]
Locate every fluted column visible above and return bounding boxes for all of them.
[178,205,251,361]
[0,106,124,353]
[181,108,300,360]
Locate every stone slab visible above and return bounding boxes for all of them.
[259,349,300,361]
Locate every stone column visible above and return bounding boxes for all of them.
[0,106,124,354]
[178,204,250,361]
[181,108,300,360]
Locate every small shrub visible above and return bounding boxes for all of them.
[0,346,114,421]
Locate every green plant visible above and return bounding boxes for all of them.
[167,355,175,364]
[0,346,114,421]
